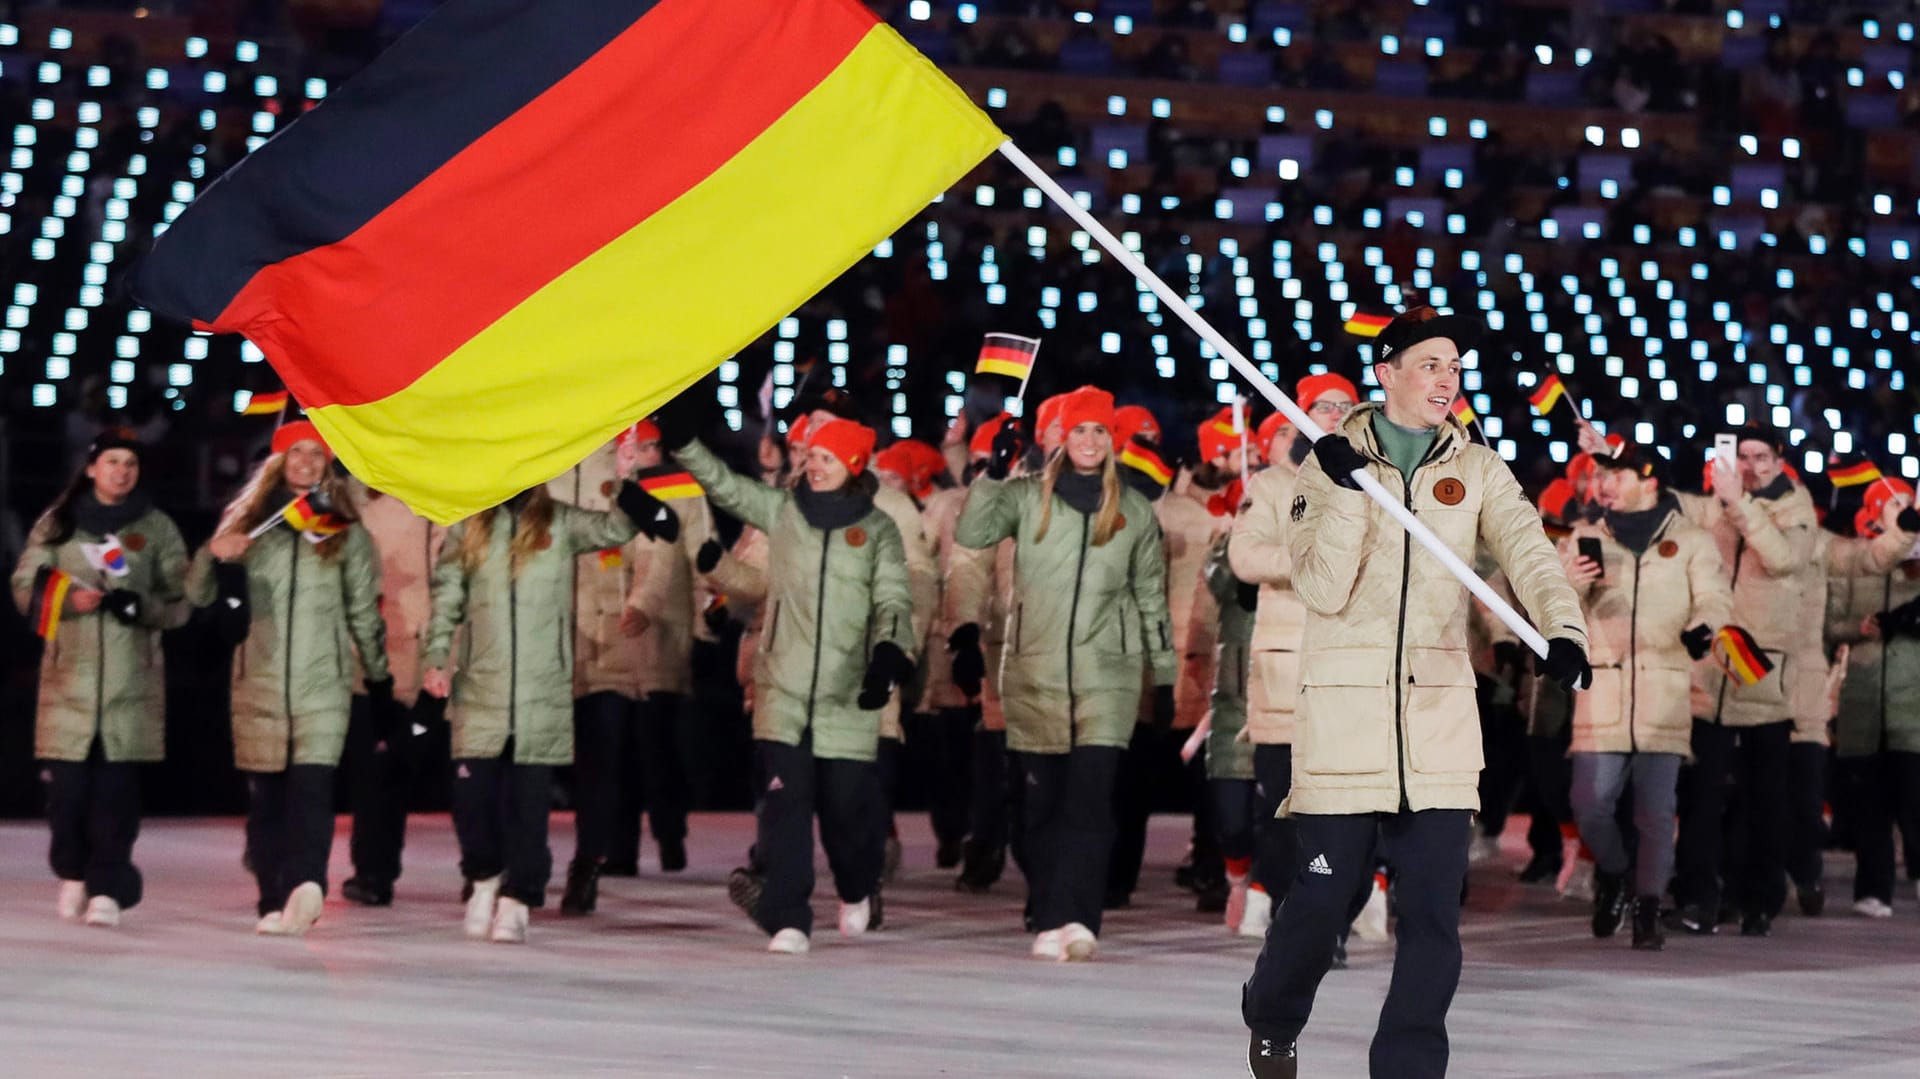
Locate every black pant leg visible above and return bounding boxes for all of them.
[930,708,975,846]
[1212,778,1257,863]
[282,764,336,895]
[1786,741,1828,889]
[1187,748,1223,876]
[1106,724,1153,898]
[969,725,1010,852]
[451,756,506,883]
[1675,719,1733,911]
[1476,694,1523,837]
[640,692,690,845]
[502,763,554,907]
[1847,755,1896,902]
[86,753,143,909]
[1892,752,1920,885]
[42,757,90,884]
[571,692,629,867]
[753,739,818,936]
[1016,751,1069,931]
[1251,745,1297,900]
[1058,746,1123,934]
[346,695,409,886]
[245,770,291,915]
[1371,810,1471,1079]
[1739,722,1794,919]
[816,756,886,905]
[1241,813,1380,1043]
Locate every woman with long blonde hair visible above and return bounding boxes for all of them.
[953,386,1177,961]
[421,472,672,943]
[187,421,390,936]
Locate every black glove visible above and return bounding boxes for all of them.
[1681,623,1713,661]
[103,589,142,625]
[696,538,724,574]
[1537,637,1591,691]
[210,561,250,647]
[617,480,681,544]
[948,623,986,698]
[651,398,698,451]
[986,422,1025,481]
[1899,506,1920,534]
[1235,580,1259,613]
[363,676,398,743]
[858,641,913,710]
[1881,597,1920,639]
[1150,684,1176,730]
[1310,435,1369,491]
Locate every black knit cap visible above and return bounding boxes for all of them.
[1373,306,1479,365]
[1592,443,1670,488]
[1731,421,1788,455]
[86,425,143,462]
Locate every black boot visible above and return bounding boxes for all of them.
[657,837,687,874]
[1740,909,1772,937]
[1662,902,1717,936]
[727,866,764,918]
[600,857,640,878]
[1796,880,1824,917]
[559,861,599,916]
[1591,870,1629,938]
[1247,1035,1298,1079]
[868,886,885,931]
[1630,897,1664,951]
[1329,930,1349,971]
[1195,877,1230,914]
[955,842,1005,894]
[341,877,392,907]
[935,838,965,870]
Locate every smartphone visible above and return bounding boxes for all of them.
[1713,433,1739,478]
[1578,536,1605,579]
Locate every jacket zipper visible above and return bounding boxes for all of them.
[805,530,831,724]
[1879,576,1891,751]
[95,592,106,746]
[508,515,520,755]
[1389,434,1448,811]
[1065,513,1090,728]
[1714,534,1746,724]
[1626,546,1642,753]
[285,530,298,764]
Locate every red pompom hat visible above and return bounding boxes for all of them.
[271,420,330,458]
[809,418,877,476]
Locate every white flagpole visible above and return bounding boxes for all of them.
[997,140,1551,658]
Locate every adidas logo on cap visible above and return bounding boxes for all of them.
[1307,853,1332,876]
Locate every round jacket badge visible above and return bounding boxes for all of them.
[846,526,867,548]
[1658,540,1679,558]
[533,533,553,551]
[123,532,146,552]
[1115,514,1127,530]
[600,480,616,498]
[1432,478,1466,506]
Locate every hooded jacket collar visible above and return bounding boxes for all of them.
[1341,402,1468,472]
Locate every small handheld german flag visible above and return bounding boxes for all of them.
[638,471,704,501]
[597,548,624,570]
[240,390,290,416]
[28,566,73,642]
[1120,441,1174,488]
[1829,457,1884,488]
[975,333,1041,382]
[1450,396,1478,427]
[250,491,348,541]
[1528,373,1568,415]
[1713,625,1775,686]
[1344,312,1393,338]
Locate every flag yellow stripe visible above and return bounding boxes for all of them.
[308,25,1004,523]
[976,357,1032,379]
[645,482,706,501]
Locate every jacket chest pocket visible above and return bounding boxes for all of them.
[1404,648,1484,774]
[1297,647,1393,775]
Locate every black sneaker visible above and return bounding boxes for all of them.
[1630,897,1664,951]
[1104,888,1133,911]
[600,858,641,878]
[657,838,687,874]
[341,877,392,907]
[955,842,1005,893]
[1740,910,1772,937]
[1516,851,1562,884]
[1329,931,1349,971]
[1196,878,1231,914]
[1591,871,1629,939]
[1796,881,1824,917]
[1247,1035,1298,1079]
[559,861,599,916]
[935,838,965,870]
[1662,903,1717,936]
[727,866,764,918]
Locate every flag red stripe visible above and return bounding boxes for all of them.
[213,0,875,410]
[976,345,1037,364]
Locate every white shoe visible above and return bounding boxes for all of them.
[1468,834,1502,865]
[1238,887,1274,939]
[1060,922,1097,962]
[57,880,86,920]
[1853,897,1894,919]
[768,928,810,955]
[1031,929,1065,960]
[1560,859,1596,903]
[838,897,871,937]
[489,897,529,943]
[464,876,502,939]
[1351,878,1389,943]
[280,882,324,936]
[1224,874,1250,932]
[83,896,120,928]
[255,911,287,935]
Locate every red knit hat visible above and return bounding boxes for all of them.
[1035,394,1067,440]
[1055,386,1117,441]
[1537,477,1576,522]
[271,420,330,458]
[875,439,943,498]
[809,418,877,476]
[618,418,662,448]
[1197,407,1245,463]
[1297,372,1360,415]
[784,414,812,449]
[1865,476,1915,515]
[1256,411,1292,451]
[970,413,1013,457]
[1113,405,1161,448]
[1567,452,1598,487]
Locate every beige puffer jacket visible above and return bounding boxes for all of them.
[1675,482,1820,728]
[1823,523,1920,758]
[1285,405,1587,815]
[1227,458,1305,745]
[938,531,1013,732]
[917,485,970,713]
[874,485,938,739]
[349,483,444,706]
[1563,504,1732,758]
[1158,482,1228,730]
[706,525,770,712]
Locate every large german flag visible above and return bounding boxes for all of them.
[133,0,1004,523]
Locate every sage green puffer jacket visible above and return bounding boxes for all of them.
[1825,526,1920,758]
[187,523,389,772]
[954,473,1178,755]
[675,440,916,763]
[13,506,189,763]
[423,501,637,765]
[1201,533,1256,781]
